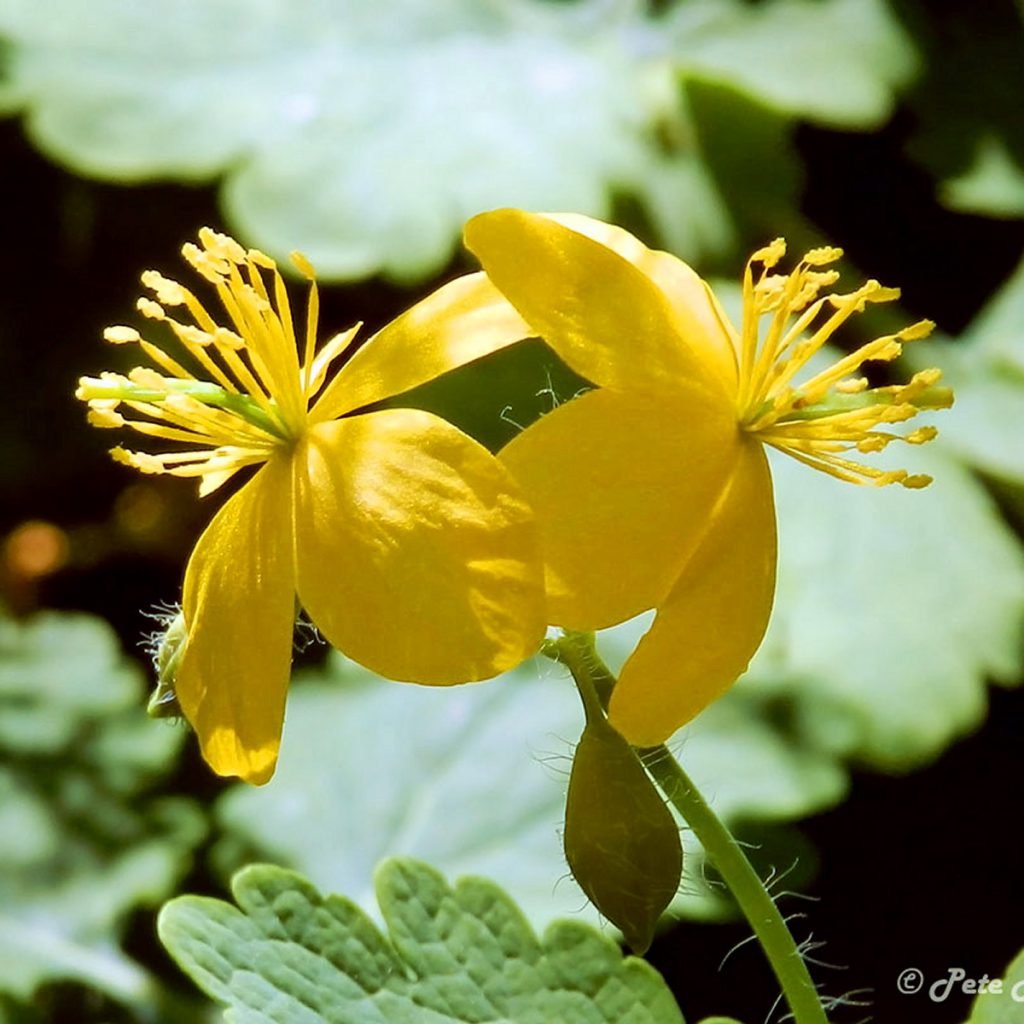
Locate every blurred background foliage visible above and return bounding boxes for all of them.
[0,1,1022,1022]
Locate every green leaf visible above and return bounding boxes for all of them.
[381,337,588,455]
[939,135,1024,219]
[0,612,141,755]
[745,437,1024,771]
[964,947,1024,1023]
[215,650,846,930]
[564,714,682,954]
[901,4,1024,205]
[665,0,919,127]
[0,612,204,1008]
[159,858,684,1024]
[909,258,1024,484]
[0,0,674,280]
[680,77,810,256]
[0,0,921,281]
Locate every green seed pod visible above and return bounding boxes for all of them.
[147,610,187,722]
[564,714,682,954]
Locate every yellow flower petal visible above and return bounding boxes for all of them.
[500,386,741,629]
[310,272,531,422]
[608,441,776,746]
[464,209,730,399]
[542,212,739,392]
[177,456,296,785]
[293,410,546,682]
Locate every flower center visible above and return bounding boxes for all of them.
[77,228,358,496]
[733,239,952,488]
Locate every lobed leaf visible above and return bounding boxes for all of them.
[159,858,685,1023]
[0,612,203,1008]
[909,257,1024,485]
[1,0,921,281]
[664,0,917,126]
[746,438,1024,771]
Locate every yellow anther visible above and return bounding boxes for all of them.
[247,249,276,269]
[198,227,246,264]
[111,448,163,474]
[182,243,225,283]
[752,238,787,267]
[137,297,166,320]
[87,407,125,428]
[104,325,141,345]
[290,251,316,280]
[898,319,935,342]
[865,283,901,304]
[128,367,166,389]
[856,435,889,453]
[141,270,188,306]
[803,246,843,266]
[174,323,215,347]
[212,327,246,350]
[902,474,933,490]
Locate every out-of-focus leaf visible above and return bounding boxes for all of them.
[159,858,685,1023]
[0,0,670,280]
[939,136,1024,219]
[681,78,808,254]
[901,2,1024,207]
[746,439,1024,771]
[665,0,918,126]
[0,613,138,754]
[963,946,1024,1023]
[0,612,204,1008]
[215,648,846,929]
[1,0,920,281]
[909,258,1024,484]
[381,337,588,455]
[215,654,586,928]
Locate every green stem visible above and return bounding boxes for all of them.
[541,631,615,711]
[639,747,829,1024]
[544,631,830,1024]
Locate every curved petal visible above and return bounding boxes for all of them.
[178,455,296,785]
[463,208,730,399]
[293,410,546,682]
[310,272,531,422]
[608,441,776,746]
[500,385,742,629]
[543,212,739,391]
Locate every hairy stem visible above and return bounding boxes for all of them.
[544,630,830,1024]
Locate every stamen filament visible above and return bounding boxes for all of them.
[734,241,948,489]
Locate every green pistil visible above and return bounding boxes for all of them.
[745,381,953,426]
[82,377,287,439]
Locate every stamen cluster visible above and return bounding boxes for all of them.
[736,239,951,488]
[76,228,357,495]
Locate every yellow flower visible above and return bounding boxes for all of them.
[464,210,952,747]
[78,228,546,784]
